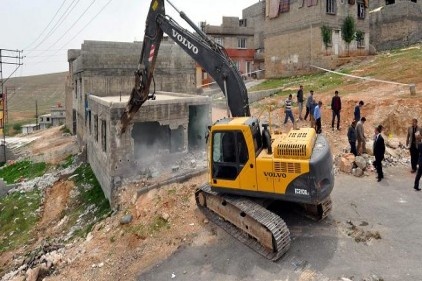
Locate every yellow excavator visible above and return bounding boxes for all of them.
[120,0,334,261]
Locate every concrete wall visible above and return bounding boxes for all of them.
[243,2,266,50]
[369,1,422,51]
[264,0,370,77]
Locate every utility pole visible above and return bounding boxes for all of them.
[35,100,38,130]
[0,48,24,164]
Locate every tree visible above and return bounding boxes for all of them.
[341,15,356,56]
[320,25,332,55]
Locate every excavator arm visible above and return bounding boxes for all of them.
[119,0,250,134]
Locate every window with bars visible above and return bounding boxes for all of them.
[237,38,246,49]
[326,0,336,14]
[357,2,365,18]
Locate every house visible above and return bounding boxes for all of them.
[38,114,52,130]
[50,103,66,126]
[262,0,371,77]
[21,124,38,135]
[201,17,257,82]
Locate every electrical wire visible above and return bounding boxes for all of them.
[23,0,68,51]
[44,0,97,52]
[27,0,81,55]
[55,0,114,53]
[19,0,114,75]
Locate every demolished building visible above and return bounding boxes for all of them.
[65,40,211,204]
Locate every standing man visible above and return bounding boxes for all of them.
[406,118,422,173]
[331,90,342,130]
[356,117,367,155]
[297,85,304,121]
[304,90,314,121]
[413,132,422,191]
[284,94,295,125]
[354,100,364,122]
[314,101,323,134]
[347,120,358,156]
[373,125,385,182]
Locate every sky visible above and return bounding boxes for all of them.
[1,0,258,79]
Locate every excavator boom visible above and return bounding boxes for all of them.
[119,0,249,134]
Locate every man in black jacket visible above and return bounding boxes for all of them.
[413,133,422,191]
[373,125,385,182]
[347,120,357,156]
[331,90,341,130]
[297,85,304,121]
[406,118,422,173]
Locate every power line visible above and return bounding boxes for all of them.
[23,0,68,50]
[56,0,114,53]
[45,0,97,51]
[28,0,81,54]
[18,0,114,73]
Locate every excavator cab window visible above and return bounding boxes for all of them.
[212,131,248,180]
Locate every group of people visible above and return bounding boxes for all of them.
[282,86,422,187]
[348,114,422,187]
[283,85,322,134]
[346,101,387,182]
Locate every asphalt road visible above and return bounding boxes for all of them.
[138,165,422,281]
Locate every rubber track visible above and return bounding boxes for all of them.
[195,184,291,261]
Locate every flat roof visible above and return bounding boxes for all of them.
[89,91,211,109]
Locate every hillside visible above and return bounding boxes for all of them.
[4,72,67,124]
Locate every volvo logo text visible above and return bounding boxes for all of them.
[172,29,199,54]
[264,172,287,178]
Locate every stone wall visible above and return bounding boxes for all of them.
[369,1,422,51]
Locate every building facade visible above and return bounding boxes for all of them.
[263,0,370,77]
[201,17,257,82]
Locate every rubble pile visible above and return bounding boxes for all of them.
[1,241,66,281]
[335,137,411,177]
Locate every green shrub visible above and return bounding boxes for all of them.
[0,160,47,184]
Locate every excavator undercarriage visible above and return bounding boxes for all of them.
[195,185,332,260]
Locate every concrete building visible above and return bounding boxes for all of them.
[65,40,198,144]
[51,104,66,126]
[66,40,211,205]
[21,124,38,135]
[263,0,370,77]
[38,114,51,130]
[242,2,267,77]
[38,104,66,130]
[369,0,422,51]
[201,17,257,81]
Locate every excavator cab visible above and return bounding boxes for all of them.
[209,117,263,192]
